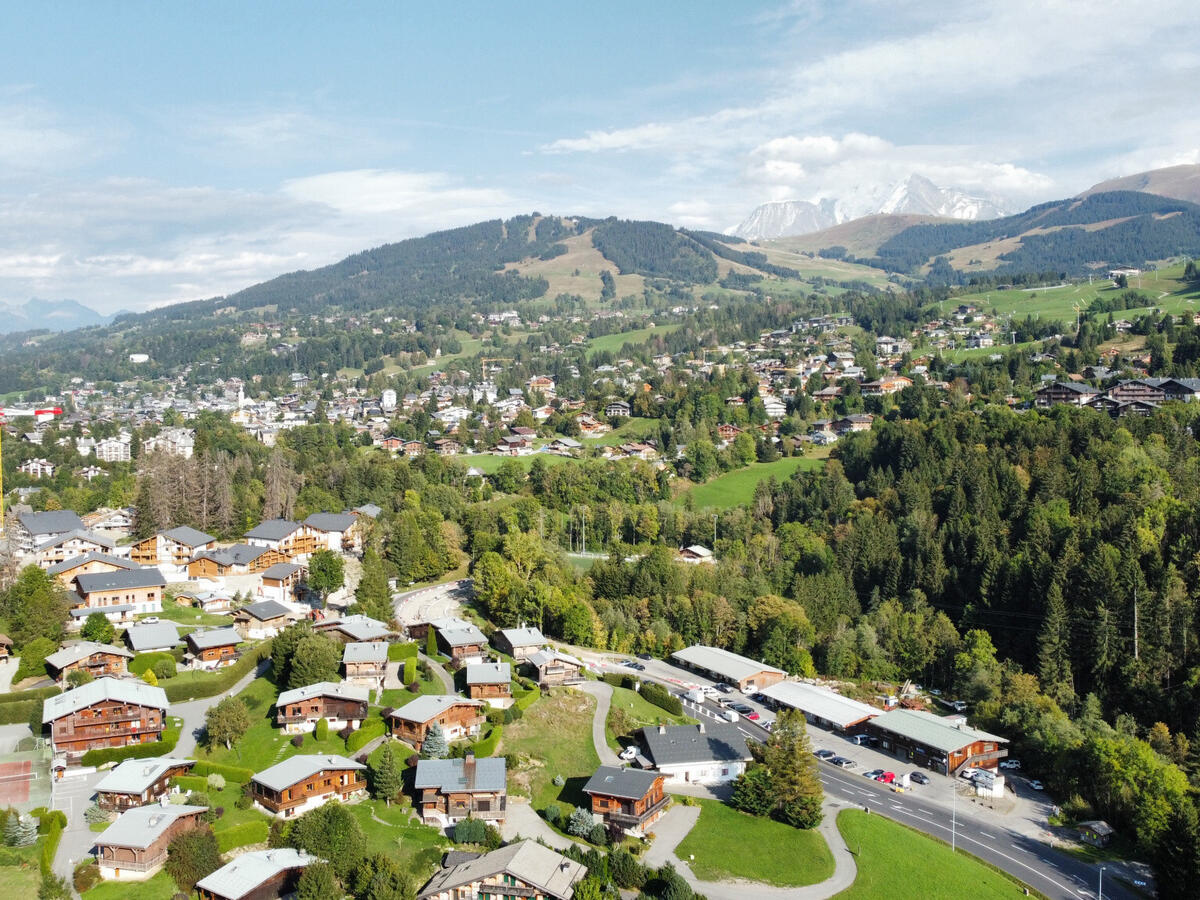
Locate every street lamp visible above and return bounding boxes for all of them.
[1098,865,1106,900]
[951,773,957,853]
[712,514,718,551]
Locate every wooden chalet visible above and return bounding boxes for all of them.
[385,695,485,750]
[196,848,316,900]
[464,662,513,708]
[250,754,367,818]
[71,567,166,626]
[95,804,207,881]
[427,617,488,663]
[492,626,546,661]
[232,599,294,639]
[184,627,242,670]
[303,512,362,553]
[43,641,132,684]
[244,519,320,560]
[414,753,506,826]
[258,562,305,604]
[42,678,169,759]
[275,681,369,735]
[94,757,195,811]
[342,641,388,686]
[583,766,668,836]
[130,526,216,568]
[32,529,119,568]
[417,840,586,900]
[46,552,135,589]
[188,543,285,578]
[525,649,585,687]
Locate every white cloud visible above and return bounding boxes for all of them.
[282,169,514,220]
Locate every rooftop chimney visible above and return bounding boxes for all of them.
[697,722,705,734]
[658,724,666,735]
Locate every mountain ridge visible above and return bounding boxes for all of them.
[0,298,113,335]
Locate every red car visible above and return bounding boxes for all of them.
[746,711,760,721]
[875,772,896,784]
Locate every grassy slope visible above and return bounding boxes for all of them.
[83,870,177,900]
[498,688,599,811]
[834,810,1034,899]
[683,456,824,510]
[587,323,681,356]
[675,798,835,887]
[605,685,696,752]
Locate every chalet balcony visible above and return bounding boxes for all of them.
[954,748,1008,774]
[98,854,165,873]
[72,709,159,727]
[423,796,507,820]
[606,795,670,829]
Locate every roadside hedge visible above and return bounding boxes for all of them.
[36,810,65,878]
[163,642,270,702]
[346,717,387,753]
[192,760,254,783]
[80,717,182,767]
[387,641,419,661]
[0,685,60,705]
[216,820,269,853]
[640,682,683,716]
[0,685,61,726]
[602,672,638,690]
[513,685,541,712]
[473,724,503,758]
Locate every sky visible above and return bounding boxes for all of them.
[2,0,1198,313]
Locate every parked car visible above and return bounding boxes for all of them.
[831,757,856,769]
[1028,779,1045,791]
[141,616,160,624]
[699,685,720,698]
[815,749,836,761]
[713,683,733,694]
[875,772,896,784]
[619,746,638,761]
[721,709,740,723]
[863,769,884,780]
[999,759,1021,770]
[929,688,942,696]
[909,772,930,785]
[716,696,734,707]
[951,700,968,712]
[959,768,980,781]
[730,703,753,715]
[621,659,639,668]
[746,711,760,721]
[629,662,646,671]
[848,734,869,745]
[636,653,653,660]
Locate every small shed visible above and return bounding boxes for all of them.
[1077,819,1114,848]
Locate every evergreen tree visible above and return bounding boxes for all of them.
[1152,798,1200,898]
[165,825,221,892]
[422,723,448,758]
[287,633,342,689]
[296,861,338,900]
[762,709,824,829]
[730,765,774,816]
[1037,581,1075,707]
[566,806,594,837]
[369,742,403,805]
[352,548,392,622]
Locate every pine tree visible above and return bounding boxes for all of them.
[422,723,448,758]
[296,861,338,900]
[352,548,392,622]
[1037,581,1075,707]
[369,741,403,806]
[762,709,824,829]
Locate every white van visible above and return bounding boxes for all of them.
[721,709,740,723]
[684,689,706,704]
[849,734,869,745]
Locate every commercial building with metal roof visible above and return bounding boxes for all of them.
[866,708,1008,775]
[758,681,879,733]
[670,645,786,691]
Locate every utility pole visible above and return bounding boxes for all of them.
[951,775,957,853]
[1098,865,1106,900]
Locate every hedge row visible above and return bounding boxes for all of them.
[473,724,503,758]
[37,810,65,879]
[640,682,683,717]
[602,672,638,690]
[0,699,42,726]
[216,820,269,853]
[80,719,182,767]
[0,685,60,706]
[164,642,270,702]
[346,717,387,753]
[387,641,419,661]
[172,775,209,793]
[192,760,254,783]
[129,651,176,677]
[513,685,541,712]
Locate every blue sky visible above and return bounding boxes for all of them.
[2,1,1197,312]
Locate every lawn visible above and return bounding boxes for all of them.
[676,798,835,887]
[499,688,599,811]
[605,686,696,752]
[834,810,1035,899]
[347,797,449,882]
[684,456,825,510]
[464,452,574,475]
[83,869,178,899]
[0,844,39,892]
[580,417,662,447]
[155,594,233,628]
[587,323,680,356]
[196,676,356,771]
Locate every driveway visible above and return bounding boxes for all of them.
[51,768,104,883]
[172,657,270,757]
[501,799,574,851]
[576,681,619,766]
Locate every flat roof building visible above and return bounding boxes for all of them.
[670,645,786,691]
[758,682,879,733]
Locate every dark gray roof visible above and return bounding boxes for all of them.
[34,529,117,552]
[245,519,301,541]
[75,567,166,594]
[318,614,390,641]
[161,525,215,546]
[303,512,357,533]
[260,562,302,579]
[342,641,388,664]
[583,765,660,801]
[639,723,752,767]
[237,599,292,621]
[16,510,84,535]
[125,621,181,652]
[47,552,136,575]
[1038,381,1099,394]
[414,756,506,793]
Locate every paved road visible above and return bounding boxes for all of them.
[571,648,1139,900]
[393,578,473,628]
[501,799,574,850]
[172,658,271,757]
[576,681,619,766]
[50,767,104,884]
[419,652,454,693]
